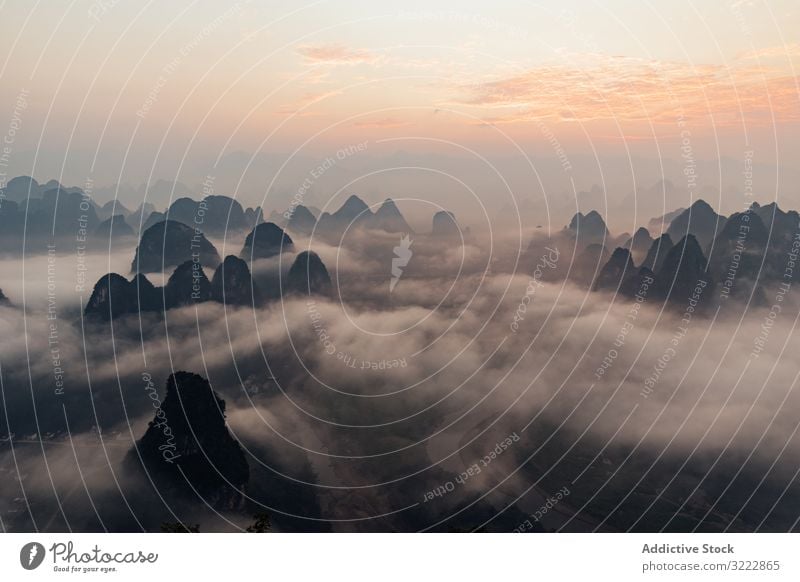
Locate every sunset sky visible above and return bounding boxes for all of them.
[0,0,798,212]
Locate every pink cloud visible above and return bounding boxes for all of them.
[353,118,411,128]
[449,54,800,127]
[297,44,381,65]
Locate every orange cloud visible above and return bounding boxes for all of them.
[737,43,800,62]
[450,53,800,128]
[353,118,411,128]
[297,44,382,65]
[279,90,342,115]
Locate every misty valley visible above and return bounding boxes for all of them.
[1,175,799,533]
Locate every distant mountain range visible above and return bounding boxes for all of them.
[0,177,463,256]
[532,198,800,309]
[86,236,332,321]
[3,175,798,316]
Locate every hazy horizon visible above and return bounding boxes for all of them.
[1,1,798,230]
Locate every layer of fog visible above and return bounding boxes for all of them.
[2,223,800,531]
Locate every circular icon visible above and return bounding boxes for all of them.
[19,542,45,570]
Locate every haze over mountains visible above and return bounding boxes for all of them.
[5,148,798,231]
[5,168,798,254]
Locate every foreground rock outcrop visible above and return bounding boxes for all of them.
[128,372,249,503]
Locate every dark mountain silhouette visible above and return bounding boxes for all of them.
[431,210,461,237]
[84,273,161,320]
[654,234,714,304]
[285,205,317,235]
[316,194,372,239]
[648,207,685,233]
[42,179,63,190]
[0,176,87,204]
[267,209,288,228]
[123,202,157,237]
[0,287,9,305]
[94,214,135,242]
[98,200,131,221]
[369,198,413,233]
[141,210,167,232]
[84,273,137,321]
[714,210,769,250]
[312,195,423,238]
[624,227,653,263]
[162,195,258,236]
[565,210,609,247]
[613,231,631,248]
[750,202,800,265]
[642,233,674,273]
[707,210,769,300]
[750,202,795,237]
[211,255,261,306]
[285,251,332,296]
[593,247,635,292]
[131,201,156,220]
[14,188,101,241]
[130,274,163,313]
[164,197,198,226]
[0,200,22,245]
[0,177,106,249]
[620,266,657,298]
[240,222,294,260]
[131,220,220,273]
[128,371,249,502]
[666,199,725,250]
[2,176,42,202]
[164,260,212,309]
[335,194,371,221]
[85,256,259,319]
[568,243,608,286]
[244,206,263,229]
[202,195,254,234]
